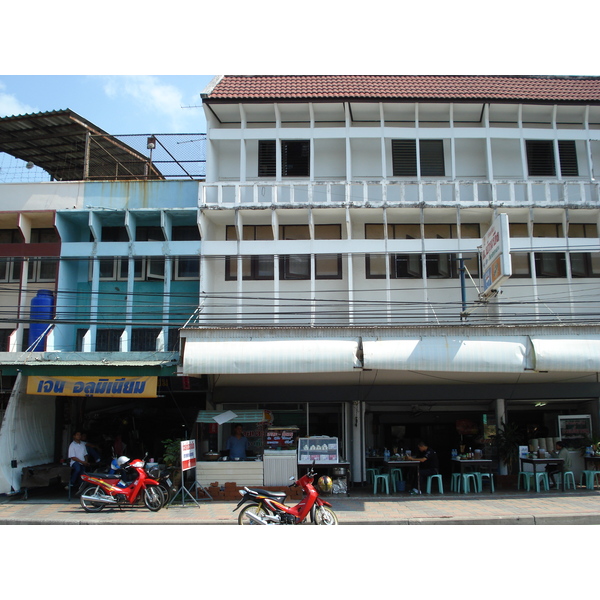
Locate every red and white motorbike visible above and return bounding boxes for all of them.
[234,463,338,525]
[79,456,164,512]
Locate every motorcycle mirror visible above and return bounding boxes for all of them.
[289,476,295,481]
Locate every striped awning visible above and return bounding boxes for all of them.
[531,336,600,372]
[183,338,361,374]
[362,337,531,373]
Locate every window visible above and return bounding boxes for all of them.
[0,257,23,282]
[392,139,445,176]
[175,256,200,279]
[570,253,600,277]
[511,253,531,277]
[526,140,579,177]
[172,225,201,241]
[225,225,274,281]
[568,223,597,238]
[534,253,566,277]
[282,140,310,177]
[96,329,123,351]
[258,140,310,177]
[131,328,161,351]
[27,258,58,282]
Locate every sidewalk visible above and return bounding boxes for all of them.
[2,486,600,525]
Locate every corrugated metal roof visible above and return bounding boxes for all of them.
[203,75,600,103]
[0,109,163,181]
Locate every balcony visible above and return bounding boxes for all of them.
[199,179,600,207]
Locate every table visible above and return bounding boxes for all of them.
[385,460,421,493]
[20,463,71,499]
[520,457,564,491]
[452,459,494,493]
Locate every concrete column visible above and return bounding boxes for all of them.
[351,400,364,484]
[495,398,507,474]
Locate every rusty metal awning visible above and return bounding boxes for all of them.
[0,109,163,181]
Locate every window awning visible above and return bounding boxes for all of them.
[531,336,600,372]
[183,338,361,374]
[361,337,531,373]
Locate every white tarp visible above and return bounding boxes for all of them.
[531,336,600,372]
[183,338,361,374]
[0,373,56,494]
[362,337,531,372]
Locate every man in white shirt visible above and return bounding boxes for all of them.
[68,431,89,488]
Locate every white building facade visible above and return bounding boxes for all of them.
[181,76,600,482]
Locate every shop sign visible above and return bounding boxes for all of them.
[481,213,512,298]
[27,375,157,398]
[181,440,197,471]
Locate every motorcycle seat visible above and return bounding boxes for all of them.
[87,473,120,479]
[246,488,287,501]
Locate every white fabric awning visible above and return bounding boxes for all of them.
[183,338,361,374]
[362,337,531,373]
[531,336,600,372]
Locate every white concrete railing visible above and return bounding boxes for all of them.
[199,179,600,207]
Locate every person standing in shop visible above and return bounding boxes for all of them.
[226,424,249,460]
[406,440,439,494]
[68,431,90,489]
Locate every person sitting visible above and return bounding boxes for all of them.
[406,440,439,494]
[546,440,572,488]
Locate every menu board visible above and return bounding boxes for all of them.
[297,437,339,464]
[266,428,297,449]
[558,414,592,445]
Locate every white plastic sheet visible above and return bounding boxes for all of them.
[0,374,56,494]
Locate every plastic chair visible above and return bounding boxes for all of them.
[462,472,479,493]
[366,468,379,485]
[390,468,403,485]
[426,474,443,494]
[533,471,549,492]
[518,471,533,491]
[474,472,495,493]
[580,470,600,490]
[373,474,390,495]
[559,471,576,490]
[450,473,462,492]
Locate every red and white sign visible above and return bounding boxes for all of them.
[181,440,197,471]
[481,213,512,298]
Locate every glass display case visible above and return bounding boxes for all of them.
[297,436,339,464]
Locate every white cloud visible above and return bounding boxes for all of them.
[100,76,195,131]
[0,82,37,117]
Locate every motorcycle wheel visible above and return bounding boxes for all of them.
[314,505,338,525]
[238,504,272,525]
[80,485,107,513]
[158,484,172,506]
[143,485,165,511]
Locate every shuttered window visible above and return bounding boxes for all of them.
[392,139,445,176]
[258,140,276,177]
[558,141,579,176]
[526,140,579,177]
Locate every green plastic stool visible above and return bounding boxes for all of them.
[533,471,549,492]
[390,468,403,484]
[518,471,533,491]
[475,472,495,492]
[426,474,443,494]
[462,473,479,493]
[366,468,379,485]
[373,474,390,494]
[450,472,462,492]
[560,471,576,490]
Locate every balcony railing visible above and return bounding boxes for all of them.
[199,179,600,207]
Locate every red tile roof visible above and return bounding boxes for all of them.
[204,75,600,102]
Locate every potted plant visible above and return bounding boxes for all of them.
[494,420,525,486]
[161,438,183,488]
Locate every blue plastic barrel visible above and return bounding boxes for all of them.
[29,289,54,351]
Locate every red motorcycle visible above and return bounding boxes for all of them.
[79,456,164,512]
[234,464,338,525]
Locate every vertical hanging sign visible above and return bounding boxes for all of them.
[481,213,512,298]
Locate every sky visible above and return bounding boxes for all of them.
[0,75,216,134]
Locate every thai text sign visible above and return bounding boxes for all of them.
[481,213,511,297]
[181,440,197,471]
[27,375,157,398]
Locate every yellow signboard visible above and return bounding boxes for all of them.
[27,375,157,398]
